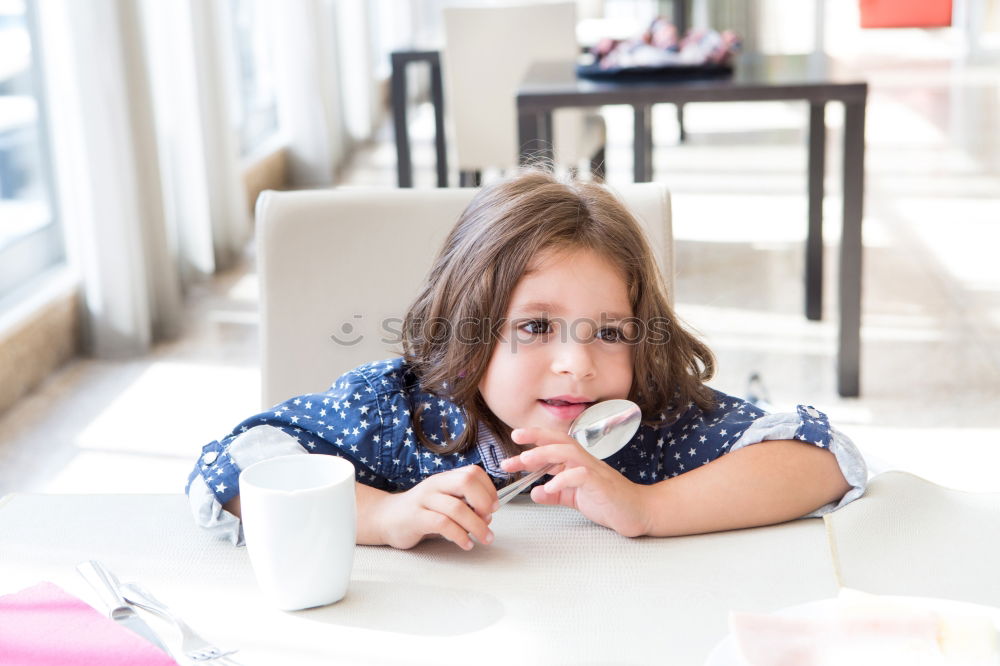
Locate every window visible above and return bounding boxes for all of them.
[0,0,63,302]
[226,0,278,158]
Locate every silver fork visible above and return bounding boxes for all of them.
[121,582,243,664]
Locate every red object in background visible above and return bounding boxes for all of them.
[859,0,953,28]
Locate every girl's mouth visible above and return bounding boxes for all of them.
[538,399,594,421]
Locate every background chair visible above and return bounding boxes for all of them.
[256,182,673,407]
[441,2,606,185]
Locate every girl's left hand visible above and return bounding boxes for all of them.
[500,427,651,537]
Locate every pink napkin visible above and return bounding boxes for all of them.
[0,582,178,666]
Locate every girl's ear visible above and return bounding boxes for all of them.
[458,370,468,378]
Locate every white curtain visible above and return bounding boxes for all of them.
[34,0,250,357]
[262,0,349,187]
[31,0,385,357]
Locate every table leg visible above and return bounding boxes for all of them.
[838,100,866,397]
[634,105,653,182]
[391,54,412,188]
[429,58,448,187]
[518,109,554,166]
[672,0,689,34]
[807,102,826,321]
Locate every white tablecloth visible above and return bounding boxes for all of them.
[0,493,839,665]
[825,470,1000,606]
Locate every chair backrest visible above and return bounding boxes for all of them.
[442,2,581,170]
[256,183,673,408]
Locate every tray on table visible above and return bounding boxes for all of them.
[576,61,733,81]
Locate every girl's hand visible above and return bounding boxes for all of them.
[500,427,651,538]
[374,466,499,551]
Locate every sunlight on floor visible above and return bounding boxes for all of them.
[73,362,259,455]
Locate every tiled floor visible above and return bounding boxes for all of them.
[1,52,998,497]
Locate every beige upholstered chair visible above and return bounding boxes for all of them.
[441,2,606,184]
[255,183,672,408]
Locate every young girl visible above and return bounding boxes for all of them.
[187,170,866,549]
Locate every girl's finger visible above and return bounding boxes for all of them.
[542,465,590,495]
[528,484,577,508]
[436,466,499,517]
[420,509,476,550]
[528,485,561,505]
[501,444,580,474]
[518,443,588,469]
[510,427,575,447]
[424,493,494,546]
[500,455,528,474]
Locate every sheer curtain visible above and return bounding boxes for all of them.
[262,0,349,187]
[32,0,373,357]
[34,0,251,357]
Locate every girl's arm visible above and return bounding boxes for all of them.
[502,428,851,537]
[636,438,850,536]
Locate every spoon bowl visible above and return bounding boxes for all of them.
[496,399,642,506]
[568,399,642,460]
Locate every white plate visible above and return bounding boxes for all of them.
[705,595,1000,666]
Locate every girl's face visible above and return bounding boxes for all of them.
[479,247,635,434]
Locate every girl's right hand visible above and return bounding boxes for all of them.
[374,466,499,551]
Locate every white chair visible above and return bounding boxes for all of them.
[255,183,672,408]
[441,2,606,185]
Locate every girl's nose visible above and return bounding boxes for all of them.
[550,338,597,380]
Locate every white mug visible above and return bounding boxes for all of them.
[239,454,356,610]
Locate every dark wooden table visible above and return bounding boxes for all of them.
[517,54,867,397]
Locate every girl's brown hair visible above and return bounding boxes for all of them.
[402,169,716,454]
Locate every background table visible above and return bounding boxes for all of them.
[517,54,868,397]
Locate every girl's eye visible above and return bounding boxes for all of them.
[597,327,625,343]
[519,319,553,335]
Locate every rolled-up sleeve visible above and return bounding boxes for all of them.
[728,405,867,517]
[186,425,309,545]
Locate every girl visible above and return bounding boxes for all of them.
[187,170,866,549]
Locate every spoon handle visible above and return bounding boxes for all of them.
[496,463,555,507]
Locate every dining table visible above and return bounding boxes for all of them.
[517,53,868,398]
[1,471,997,665]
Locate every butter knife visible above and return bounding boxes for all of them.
[76,560,171,654]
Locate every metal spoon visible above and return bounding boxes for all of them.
[496,399,642,506]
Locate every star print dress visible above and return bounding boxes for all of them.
[186,357,867,544]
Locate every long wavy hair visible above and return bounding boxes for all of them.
[402,169,716,454]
